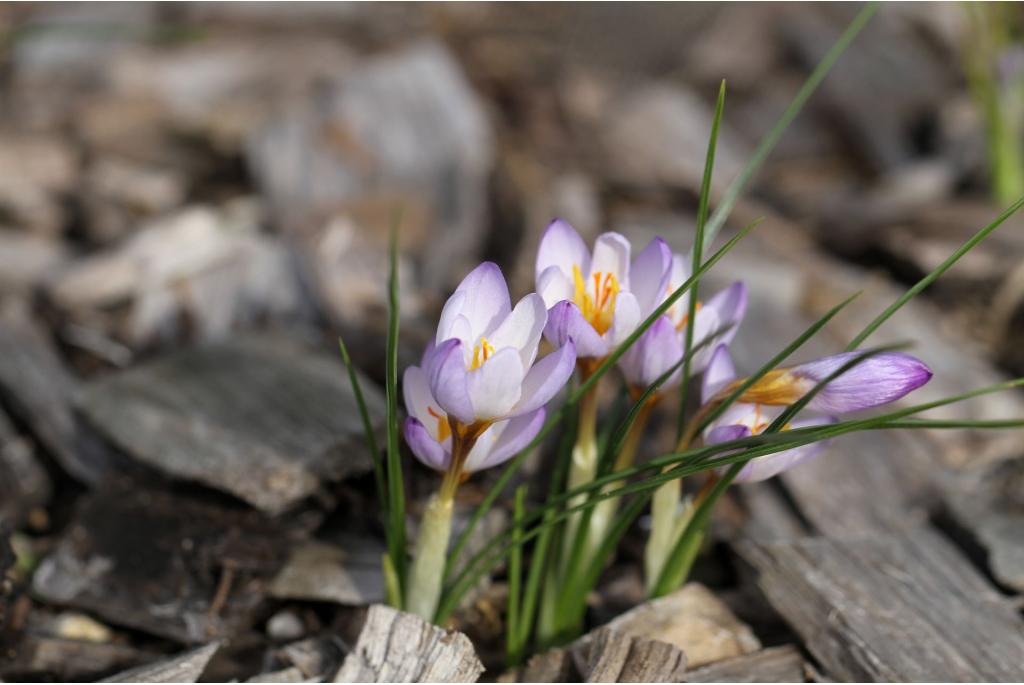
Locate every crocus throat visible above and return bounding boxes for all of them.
[427,406,452,443]
[572,264,619,335]
[469,337,495,371]
[731,368,807,406]
[674,301,702,332]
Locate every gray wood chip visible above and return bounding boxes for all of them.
[100,643,219,683]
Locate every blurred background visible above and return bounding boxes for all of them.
[2,2,1024,681]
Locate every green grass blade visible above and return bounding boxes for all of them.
[338,336,387,510]
[845,194,1024,350]
[704,2,879,246]
[385,214,406,604]
[680,80,727,439]
[506,485,527,667]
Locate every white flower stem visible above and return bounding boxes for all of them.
[644,478,682,593]
[563,376,600,560]
[406,491,454,621]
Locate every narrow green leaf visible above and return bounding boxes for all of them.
[704,1,880,246]
[506,485,527,667]
[845,194,1024,351]
[338,336,387,510]
[680,80,727,439]
[385,213,407,603]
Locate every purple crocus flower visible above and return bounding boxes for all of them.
[618,252,748,391]
[732,350,934,415]
[536,219,673,360]
[403,359,546,474]
[701,345,836,483]
[420,260,576,430]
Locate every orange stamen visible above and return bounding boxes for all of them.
[427,406,452,443]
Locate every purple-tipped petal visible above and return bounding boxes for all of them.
[618,315,684,389]
[536,219,590,282]
[448,262,512,340]
[537,265,574,309]
[630,237,673,315]
[544,301,607,358]
[488,293,547,368]
[426,338,475,424]
[790,351,933,414]
[514,340,577,415]
[706,423,752,446]
[689,281,748,372]
[466,408,546,472]
[732,417,837,483]
[404,417,450,472]
[466,347,524,421]
[608,290,641,347]
[702,344,737,403]
[590,232,631,285]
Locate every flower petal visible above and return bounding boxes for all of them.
[618,315,683,389]
[488,293,547,369]
[630,237,673,316]
[404,417,450,472]
[705,423,751,446]
[790,351,933,414]
[514,340,577,415]
[465,409,546,473]
[466,347,524,421]
[689,281,748,372]
[702,344,737,403]
[449,261,512,340]
[537,265,574,309]
[732,417,838,483]
[436,290,467,344]
[426,338,475,424]
[667,253,694,326]
[544,301,607,358]
[402,365,435,428]
[536,219,590,282]
[608,291,641,347]
[589,232,631,286]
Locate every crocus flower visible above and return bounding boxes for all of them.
[618,252,747,391]
[728,350,933,415]
[423,261,576,432]
[536,219,673,360]
[403,355,546,473]
[701,344,836,483]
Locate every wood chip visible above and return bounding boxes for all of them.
[270,539,386,605]
[77,336,384,514]
[738,526,1024,681]
[100,643,219,683]
[280,636,345,680]
[572,627,687,683]
[684,645,807,683]
[333,604,484,683]
[576,583,760,668]
[0,636,152,681]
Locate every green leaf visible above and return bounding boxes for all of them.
[506,485,527,667]
[385,213,406,605]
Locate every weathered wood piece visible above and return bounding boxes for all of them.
[245,666,308,683]
[0,409,51,528]
[0,636,153,681]
[684,645,807,683]
[270,538,385,605]
[32,484,288,643]
[0,306,115,484]
[942,460,1024,592]
[333,604,484,683]
[77,336,384,514]
[518,648,573,683]
[571,627,687,683]
[100,643,219,683]
[280,637,345,680]
[738,527,1024,681]
[576,583,760,668]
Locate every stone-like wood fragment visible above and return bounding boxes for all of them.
[576,583,760,668]
[280,637,345,680]
[333,604,484,683]
[684,645,807,683]
[270,538,385,605]
[739,527,1024,681]
[0,636,152,681]
[77,336,384,514]
[572,627,687,683]
[100,643,219,683]
[0,307,115,484]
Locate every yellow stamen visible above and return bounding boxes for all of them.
[469,337,495,371]
[427,406,452,443]
[675,301,703,332]
[572,264,619,335]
